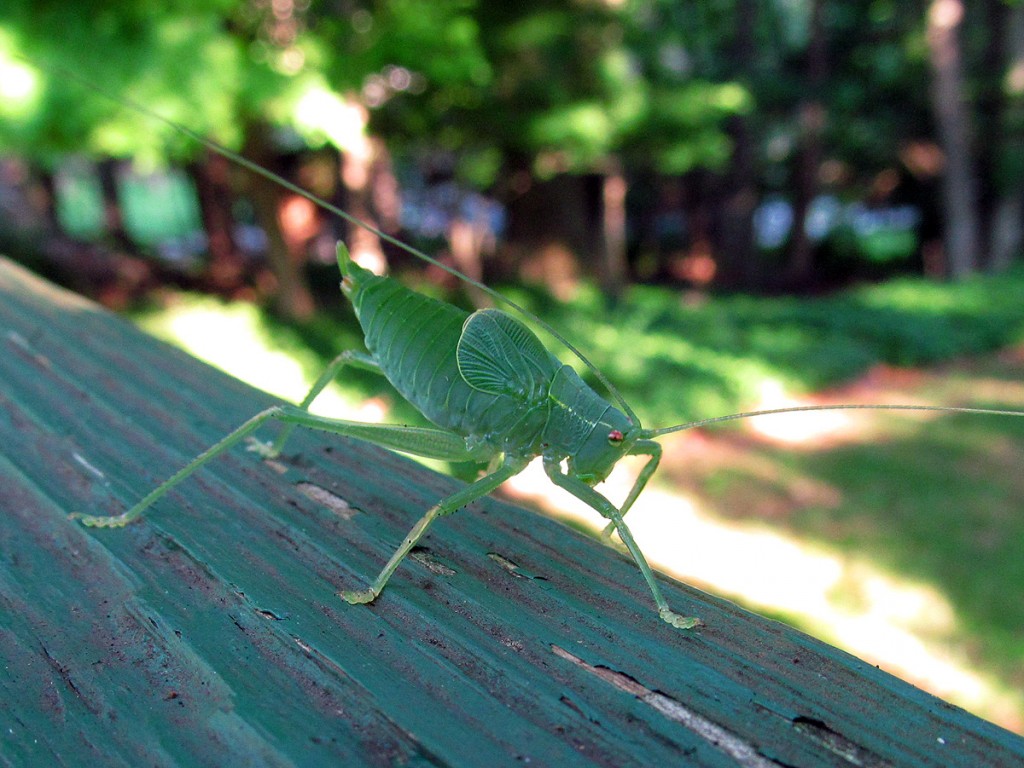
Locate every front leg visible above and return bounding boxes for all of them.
[543,456,700,630]
[600,439,661,540]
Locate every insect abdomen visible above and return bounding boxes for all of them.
[341,256,536,451]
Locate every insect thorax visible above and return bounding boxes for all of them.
[541,366,633,479]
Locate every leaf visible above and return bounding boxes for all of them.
[456,309,556,397]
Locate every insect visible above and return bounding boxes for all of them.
[58,65,1024,629]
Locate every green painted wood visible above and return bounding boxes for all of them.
[1,255,1022,767]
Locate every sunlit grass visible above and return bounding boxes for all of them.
[746,378,856,443]
[132,294,386,422]
[679,359,1024,732]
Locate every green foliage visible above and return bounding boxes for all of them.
[0,1,284,164]
[360,0,745,179]
[2,0,935,206]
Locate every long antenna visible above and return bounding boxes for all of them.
[643,403,1024,438]
[17,55,641,426]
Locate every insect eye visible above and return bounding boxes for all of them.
[607,429,624,445]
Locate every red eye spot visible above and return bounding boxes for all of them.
[607,430,624,445]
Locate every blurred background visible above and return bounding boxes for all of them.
[2,0,1023,733]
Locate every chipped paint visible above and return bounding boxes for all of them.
[552,645,780,768]
[296,481,356,518]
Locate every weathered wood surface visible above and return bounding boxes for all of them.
[1,255,1022,767]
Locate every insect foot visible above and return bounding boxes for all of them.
[67,511,133,528]
[340,589,378,605]
[660,608,702,630]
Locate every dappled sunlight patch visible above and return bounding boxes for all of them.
[961,374,1024,405]
[737,365,996,449]
[807,567,1024,731]
[502,456,637,532]
[659,431,843,522]
[354,396,390,423]
[0,36,41,116]
[820,359,1024,415]
[748,378,856,445]
[134,296,381,422]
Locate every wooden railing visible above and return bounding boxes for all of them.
[2,256,1021,766]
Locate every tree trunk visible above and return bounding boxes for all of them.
[502,168,589,298]
[598,160,628,302]
[95,158,133,251]
[447,216,488,305]
[975,0,1006,266]
[189,151,245,293]
[785,0,826,287]
[243,124,316,321]
[987,2,1024,272]
[926,0,982,278]
[715,0,758,289]
[33,167,62,233]
[989,196,1022,272]
[443,183,501,307]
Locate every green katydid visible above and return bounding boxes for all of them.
[58,68,1024,629]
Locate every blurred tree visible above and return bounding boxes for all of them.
[301,0,492,276]
[714,0,759,288]
[190,150,246,292]
[617,0,751,290]
[3,0,1020,300]
[785,0,826,287]
[977,0,1024,273]
[358,0,747,296]
[369,0,639,294]
[926,0,981,278]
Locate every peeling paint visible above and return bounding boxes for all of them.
[488,552,546,580]
[793,716,892,767]
[551,645,780,768]
[72,451,106,481]
[297,481,356,518]
[410,549,457,576]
